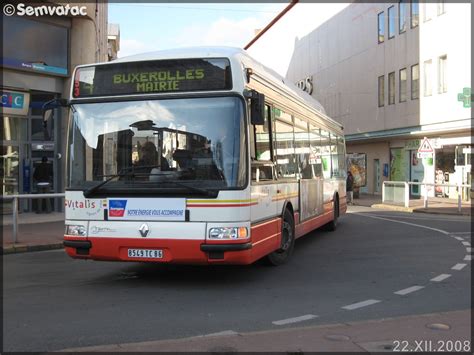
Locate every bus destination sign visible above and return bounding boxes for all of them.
[73,58,232,98]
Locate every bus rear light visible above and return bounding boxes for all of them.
[209,227,248,240]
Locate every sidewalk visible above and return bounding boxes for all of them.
[353,194,472,216]
[2,212,65,254]
[62,309,470,352]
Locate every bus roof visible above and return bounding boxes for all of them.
[79,46,343,131]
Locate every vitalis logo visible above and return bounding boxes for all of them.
[109,200,127,217]
[65,198,104,217]
[65,199,96,210]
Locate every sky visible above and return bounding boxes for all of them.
[109,2,350,76]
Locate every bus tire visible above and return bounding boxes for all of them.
[324,194,339,232]
[266,209,295,266]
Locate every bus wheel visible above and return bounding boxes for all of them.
[266,209,295,266]
[324,195,339,231]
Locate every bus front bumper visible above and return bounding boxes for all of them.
[64,237,254,265]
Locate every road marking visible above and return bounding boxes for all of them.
[204,330,238,337]
[464,255,472,261]
[341,299,381,310]
[272,314,318,325]
[430,274,451,282]
[394,285,425,295]
[461,241,471,246]
[452,263,467,270]
[450,232,472,234]
[358,214,450,235]
[356,213,470,223]
[454,236,465,241]
[466,247,472,253]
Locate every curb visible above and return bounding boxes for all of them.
[413,208,471,216]
[370,203,415,213]
[1,243,64,255]
[369,203,470,216]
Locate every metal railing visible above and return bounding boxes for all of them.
[2,193,65,244]
[382,181,471,212]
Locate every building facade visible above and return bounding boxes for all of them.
[1,1,108,212]
[108,23,120,61]
[286,2,472,197]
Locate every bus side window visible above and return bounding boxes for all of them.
[320,130,331,179]
[309,124,322,178]
[294,118,310,179]
[251,164,274,182]
[254,105,272,161]
[337,135,346,177]
[274,118,296,178]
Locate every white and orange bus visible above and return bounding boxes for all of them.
[46,47,347,265]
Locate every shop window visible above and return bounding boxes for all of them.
[1,116,28,141]
[31,118,54,141]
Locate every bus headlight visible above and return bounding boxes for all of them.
[65,224,87,237]
[209,227,248,240]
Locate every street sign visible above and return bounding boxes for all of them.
[418,137,434,153]
[417,152,433,159]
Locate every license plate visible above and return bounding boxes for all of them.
[127,249,163,259]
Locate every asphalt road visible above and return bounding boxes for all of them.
[3,206,471,352]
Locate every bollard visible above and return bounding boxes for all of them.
[458,183,462,213]
[12,196,18,243]
[404,182,409,208]
[424,185,428,208]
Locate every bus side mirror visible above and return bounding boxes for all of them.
[248,91,265,125]
[42,98,69,126]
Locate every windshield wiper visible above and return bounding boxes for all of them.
[83,167,142,198]
[161,181,216,197]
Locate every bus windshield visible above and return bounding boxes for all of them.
[67,96,246,194]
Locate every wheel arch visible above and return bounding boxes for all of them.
[281,200,294,219]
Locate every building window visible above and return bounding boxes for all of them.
[438,1,446,15]
[388,6,395,39]
[411,64,419,99]
[423,60,432,96]
[388,72,396,105]
[399,68,407,102]
[424,3,433,21]
[399,1,407,34]
[438,55,447,93]
[378,12,385,43]
[411,1,419,28]
[378,75,385,107]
